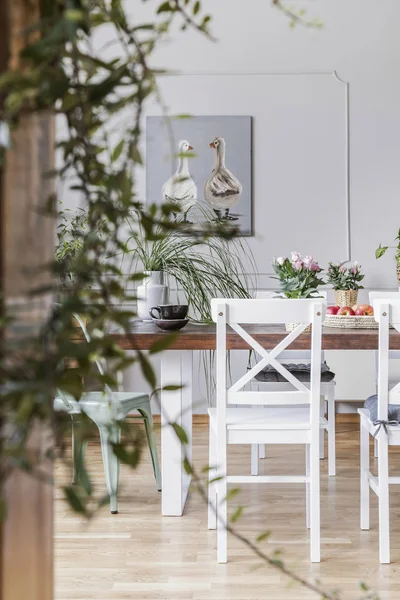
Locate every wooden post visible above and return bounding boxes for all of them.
[0,1,55,599]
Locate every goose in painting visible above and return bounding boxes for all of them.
[204,137,242,221]
[162,140,197,222]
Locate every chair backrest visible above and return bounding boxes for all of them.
[56,314,114,410]
[373,299,400,419]
[369,293,400,383]
[211,298,325,413]
[254,292,327,362]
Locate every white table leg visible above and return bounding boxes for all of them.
[161,350,193,516]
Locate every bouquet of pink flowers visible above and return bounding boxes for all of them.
[327,261,364,291]
[272,252,325,298]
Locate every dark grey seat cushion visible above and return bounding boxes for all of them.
[364,394,400,421]
[254,363,335,383]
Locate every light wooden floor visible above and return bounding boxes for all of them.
[55,422,400,600]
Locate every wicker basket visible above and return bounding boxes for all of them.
[285,323,312,333]
[323,314,377,329]
[334,289,358,308]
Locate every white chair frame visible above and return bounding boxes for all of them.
[250,291,335,477]
[208,298,325,563]
[359,299,400,563]
[369,292,400,459]
[250,350,336,477]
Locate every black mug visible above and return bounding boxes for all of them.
[149,304,188,320]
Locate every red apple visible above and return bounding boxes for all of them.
[326,305,340,315]
[337,306,355,316]
[355,304,374,316]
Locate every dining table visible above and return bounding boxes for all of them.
[111,321,400,517]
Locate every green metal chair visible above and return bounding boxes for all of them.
[54,315,161,513]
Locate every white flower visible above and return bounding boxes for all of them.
[353,261,360,267]
[291,251,301,263]
[303,255,314,267]
[276,256,286,266]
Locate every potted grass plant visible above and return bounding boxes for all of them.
[376,228,400,286]
[326,261,364,307]
[128,225,255,322]
[272,252,325,331]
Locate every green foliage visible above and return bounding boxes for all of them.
[126,212,256,322]
[376,228,400,265]
[0,0,216,515]
[327,261,365,291]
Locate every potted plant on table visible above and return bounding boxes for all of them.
[376,228,400,286]
[272,252,325,331]
[129,223,255,322]
[326,261,364,308]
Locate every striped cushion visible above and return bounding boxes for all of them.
[254,363,335,383]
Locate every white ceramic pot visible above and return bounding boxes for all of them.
[137,271,169,320]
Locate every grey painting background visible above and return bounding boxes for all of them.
[146,115,252,236]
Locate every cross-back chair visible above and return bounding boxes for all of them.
[250,291,336,476]
[359,299,400,563]
[369,292,400,458]
[54,314,161,513]
[208,298,325,563]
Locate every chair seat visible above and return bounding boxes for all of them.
[208,406,314,430]
[363,394,400,422]
[254,362,335,383]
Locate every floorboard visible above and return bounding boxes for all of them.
[55,422,400,600]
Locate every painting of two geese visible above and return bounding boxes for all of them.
[146,115,252,236]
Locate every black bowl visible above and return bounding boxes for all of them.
[152,318,189,331]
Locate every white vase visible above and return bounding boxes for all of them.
[137,271,169,320]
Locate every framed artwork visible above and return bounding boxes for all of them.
[146,115,252,236]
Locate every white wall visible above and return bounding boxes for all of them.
[68,1,400,411]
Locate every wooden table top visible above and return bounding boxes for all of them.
[111,321,400,351]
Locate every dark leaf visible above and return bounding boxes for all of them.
[172,422,189,444]
[149,332,178,354]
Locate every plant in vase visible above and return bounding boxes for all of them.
[127,218,256,322]
[326,261,364,307]
[272,252,325,331]
[376,228,400,286]
[272,252,325,298]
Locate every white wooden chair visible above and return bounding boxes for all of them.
[359,299,400,563]
[250,292,336,477]
[208,298,325,563]
[369,292,400,458]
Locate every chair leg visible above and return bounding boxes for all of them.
[327,388,336,477]
[216,477,227,563]
[208,425,217,530]
[305,444,310,529]
[251,444,259,475]
[71,418,88,485]
[319,397,325,460]
[360,422,370,530]
[259,444,266,459]
[378,435,390,563]
[98,424,121,514]
[139,407,162,492]
[310,436,320,562]
[216,428,227,563]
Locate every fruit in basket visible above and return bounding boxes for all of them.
[326,305,340,315]
[355,304,374,316]
[337,306,355,316]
